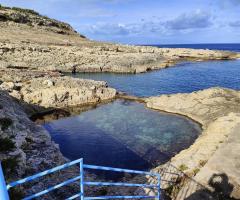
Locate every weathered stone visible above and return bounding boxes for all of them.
[19,76,116,108]
[0,81,15,91]
[146,87,240,198]
[42,79,54,87]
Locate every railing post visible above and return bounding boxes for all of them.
[80,159,84,200]
[0,163,10,200]
[157,175,161,200]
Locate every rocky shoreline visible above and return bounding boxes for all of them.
[1,4,240,199]
[1,6,240,75]
[145,88,240,199]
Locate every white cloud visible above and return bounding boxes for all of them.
[81,10,213,37]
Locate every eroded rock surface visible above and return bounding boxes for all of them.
[0,91,78,198]
[1,6,239,74]
[146,88,240,199]
[0,70,116,111]
[20,76,116,108]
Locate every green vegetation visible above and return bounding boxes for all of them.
[165,184,174,195]
[193,168,200,175]
[165,184,181,199]
[0,117,13,130]
[11,7,39,15]
[0,137,15,152]
[0,4,39,15]
[179,164,188,171]
[199,160,207,167]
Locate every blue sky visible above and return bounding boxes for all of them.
[1,0,240,44]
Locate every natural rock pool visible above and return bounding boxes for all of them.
[67,60,240,97]
[44,99,201,171]
[43,59,240,174]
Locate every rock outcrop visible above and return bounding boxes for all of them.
[0,6,239,74]
[0,5,83,36]
[19,76,116,108]
[0,90,77,198]
[0,69,116,111]
[146,88,240,199]
[1,4,240,199]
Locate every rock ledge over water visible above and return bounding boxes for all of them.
[146,87,240,199]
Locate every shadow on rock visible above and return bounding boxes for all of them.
[186,173,238,200]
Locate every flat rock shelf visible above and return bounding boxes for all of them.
[66,60,240,97]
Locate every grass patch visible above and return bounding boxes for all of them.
[199,160,207,167]
[193,168,200,176]
[0,117,13,131]
[0,137,15,152]
[179,164,188,171]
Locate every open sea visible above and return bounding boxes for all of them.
[149,43,240,52]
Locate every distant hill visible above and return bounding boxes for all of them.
[0,4,85,37]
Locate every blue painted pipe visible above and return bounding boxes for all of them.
[0,163,10,200]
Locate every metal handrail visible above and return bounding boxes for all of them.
[0,158,161,200]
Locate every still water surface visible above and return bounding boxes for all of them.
[67,60,240,97]
[45,59,240,173]
[44,100,201,170]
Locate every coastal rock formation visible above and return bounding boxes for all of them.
[0,69,116,111]
[146,88,240,199]
[20,77,116,108]
[0,5,82,36]
[0,90,77,198]
[1,4,240,199]
[1,6,239,75]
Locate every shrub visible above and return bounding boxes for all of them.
[179,164,188,171]
[165,184,174,196]
[0,137,15,152]
[0,117,13,130]
[11,7,39,15]
[193,168,200,175]
[199,160,207,167]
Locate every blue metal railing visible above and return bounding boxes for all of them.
[0,158,161,200]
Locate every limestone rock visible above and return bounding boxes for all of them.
[146,87,240,198]
[0,6,239,74]
[42,79,54,87]
[0,81,15,91]
[20,76,116,108]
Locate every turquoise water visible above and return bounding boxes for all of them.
[67,60,240,97]
[44,100,201,171]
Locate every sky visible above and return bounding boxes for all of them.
[1,0,240,44]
